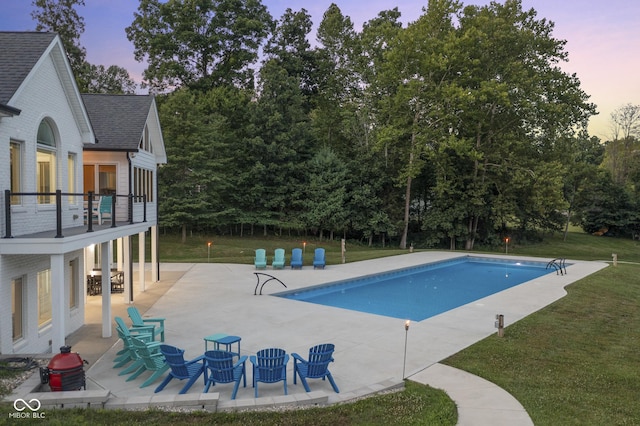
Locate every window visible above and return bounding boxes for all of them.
[12,277,24,341]
[98,164,116,195]
[10,141,22,205]
[69,260,78,309]
[37,120,57,204]
[68,153,77,204]
[134,167,154,202]
[37,269,52,327]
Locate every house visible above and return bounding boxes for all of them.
[0,32,166,355]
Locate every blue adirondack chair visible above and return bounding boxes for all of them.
[290,248,303,269]
[313,248,326,269]
[127,336,170,388]
[272,248,285,269]
[154,345,205,394]
[292,343,339,393]
[127,306,165,342]
[203,350,248,400]
[250,348,289,397]
[254,249,267,269]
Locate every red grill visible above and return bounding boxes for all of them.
[40,346,87,391]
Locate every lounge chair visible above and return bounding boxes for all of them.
[292,343,339,393]
[254,249,267,269]
[290,248,303,269]
[272,248,285,269]
[113,316,155,369]
[313,248,326,269]
[155,345,205,394]
[90,195,113,225]
[127,336,170,388]
[203,350,248,399]
[127,306,165,342]
[250,348,289,397]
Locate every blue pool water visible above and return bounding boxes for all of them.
[276,257,555,321]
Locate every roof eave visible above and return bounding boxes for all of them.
[0,103,22,117]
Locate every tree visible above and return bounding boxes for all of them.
[313,3,360,154]
[434,0,595,249]
[80,64,137,94]
[263,8,318,105]
[376,0,461,249]
[31,0,87,79]
[248,58,314,233]
[603,103,640,186]
[32,0,137,94]
[610,103,640,141]
[574,169,638,238]
[302,147,349,240]
[158,87,248,239]
[126,0,273,91]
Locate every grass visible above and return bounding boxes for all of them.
[443,263,640,425]
[141,233,409,265]
[0,381,456,425]
[3,231,639,424]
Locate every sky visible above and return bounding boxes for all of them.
[1,0,638,139]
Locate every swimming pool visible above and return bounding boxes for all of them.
[276,256,556,321]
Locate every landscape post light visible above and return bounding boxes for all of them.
[403,320,410,379]
[505,237,509,255]
[207,241,212,263]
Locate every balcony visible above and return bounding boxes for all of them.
[3,190,150,240]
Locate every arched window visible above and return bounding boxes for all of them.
[36,119,57,204]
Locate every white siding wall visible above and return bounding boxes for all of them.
[133,150,159,224]
[1,54,86,237]
[83,151,158,224]
[0,251,85,354]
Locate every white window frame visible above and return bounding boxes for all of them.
[10,140,23,205]
[12,276,25,342]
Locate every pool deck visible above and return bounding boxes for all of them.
[13,252,608,424]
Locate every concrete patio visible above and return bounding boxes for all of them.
[8,252,608,424]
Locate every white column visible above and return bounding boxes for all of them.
[84,245,96,305]
[138,231,146,292]
[117,238,123,272]
[100,241,112,338]
[123,235,132,303]
[50,253,66,351]
[151,225,159,282]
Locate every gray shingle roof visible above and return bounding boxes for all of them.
[0,32,57,104]
[81,94,153,150]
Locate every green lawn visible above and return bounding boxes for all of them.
[3,231,639,424]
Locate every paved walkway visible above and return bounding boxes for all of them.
[58,253,607,423]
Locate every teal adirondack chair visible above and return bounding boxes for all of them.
[93,195,113,224]
[113,316,155,369]
[254,249,267,269]
[127,336,170,388]
[127,306,165,342]
[272,248,285,269]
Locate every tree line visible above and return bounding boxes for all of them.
[33,0,640,248]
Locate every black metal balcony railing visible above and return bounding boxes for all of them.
[3,190,147,239]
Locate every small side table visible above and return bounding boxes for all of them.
[205,334,241,358]
[204,333,228,351]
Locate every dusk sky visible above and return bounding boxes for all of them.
[1,0,638,139]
